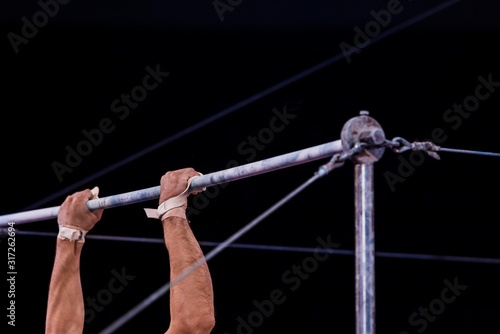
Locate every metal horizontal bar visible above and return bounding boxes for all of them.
[0,139,342,226]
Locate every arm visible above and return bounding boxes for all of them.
[160,168,215,334]
[45,188,103,334]
[45,239,85,334]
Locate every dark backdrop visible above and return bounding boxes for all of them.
[2,0,500,333]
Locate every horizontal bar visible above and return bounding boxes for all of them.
[0,139,342,226]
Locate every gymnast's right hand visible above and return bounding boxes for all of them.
[57,187,104,233]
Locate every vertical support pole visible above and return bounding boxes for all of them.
[341,110,385,333]
[354,163,375,334]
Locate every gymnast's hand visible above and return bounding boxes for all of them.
[57,187,104,233]
[159,167,203,204]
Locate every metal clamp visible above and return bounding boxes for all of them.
[340,110,386,164]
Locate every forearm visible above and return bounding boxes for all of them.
[163,217,215,334]
[45,239,85,334]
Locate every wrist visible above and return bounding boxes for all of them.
[160,207,187,221]
[144,197,187,220]
[58,225,87,243]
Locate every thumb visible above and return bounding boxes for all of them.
[90,186,104,219]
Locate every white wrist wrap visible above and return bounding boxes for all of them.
[58,225,87,242]
[144,174,205,220]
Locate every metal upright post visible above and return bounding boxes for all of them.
[355,162,375,334]
[341,110,386,334]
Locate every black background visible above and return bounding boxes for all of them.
[2,0,500,333]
